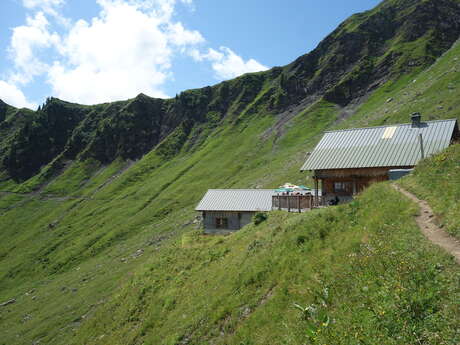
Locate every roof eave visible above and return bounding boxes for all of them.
[195,209,271,212]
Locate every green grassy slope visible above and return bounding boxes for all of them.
[343,38,460,128]
[3,153,459,345]
[0,0,460,343]
[70,183,460,345]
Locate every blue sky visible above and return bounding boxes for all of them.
[0,0,381,109]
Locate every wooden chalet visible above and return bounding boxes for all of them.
[301,114,459,205]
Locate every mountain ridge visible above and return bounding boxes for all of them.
[2,0,460,183]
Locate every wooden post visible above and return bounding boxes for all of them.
[278,195,281,210]
[319,179,322,206]
[298,195,301,213]
[314,178,319,208]
[287,195,291,212]
[419,133,425,159]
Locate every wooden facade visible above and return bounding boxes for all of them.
[312,166,412,204]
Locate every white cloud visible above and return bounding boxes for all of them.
[8,11,60,84]
[23,0,64,8]
[0,80,36,109]
[47,0,204,104]
[168,22,203,46]
[4,0,268,105]
[191,46,268,80]
[22,0,65,18]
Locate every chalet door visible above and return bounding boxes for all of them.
[215,217,228,229]
[357,179,372,193]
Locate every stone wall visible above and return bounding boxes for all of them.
[202,211,254,234]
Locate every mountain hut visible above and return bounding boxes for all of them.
[195,189,274,234]
[301,114,459,205]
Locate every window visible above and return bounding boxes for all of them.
[215,217,228,229]
[334,181,352,193]
[382,126,397,139]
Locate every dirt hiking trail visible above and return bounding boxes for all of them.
[393,184,460,265]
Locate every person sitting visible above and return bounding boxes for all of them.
[329,195,340,206]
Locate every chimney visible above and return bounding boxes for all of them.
[411,112,422,128]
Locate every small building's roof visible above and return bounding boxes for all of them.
[195,189,274,212]
[301,119,458,171]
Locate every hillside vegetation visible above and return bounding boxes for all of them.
[71,182,460,345]
[0,0,460,344]
[2,151,459,344]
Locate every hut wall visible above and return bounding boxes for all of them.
[316,167,404,203]
[240,212,253,228]
[315,167,412,179]
[203,211,254,234]
[322,175,388,194]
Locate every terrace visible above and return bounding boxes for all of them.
[271,184,323,212]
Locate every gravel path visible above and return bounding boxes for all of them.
[393,184,460,265]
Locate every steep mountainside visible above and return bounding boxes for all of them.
[1,0,460,183]
[0,0,459,344]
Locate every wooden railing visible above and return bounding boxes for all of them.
[272,195,323,212]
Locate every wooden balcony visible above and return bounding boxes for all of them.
[272,194,323,213]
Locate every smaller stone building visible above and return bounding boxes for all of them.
[195,189,274,234]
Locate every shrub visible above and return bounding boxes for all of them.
[253,212,268,225]
[296,235,307,245]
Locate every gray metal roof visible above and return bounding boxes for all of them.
[195,189,275,212]
[301,119,458,171]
